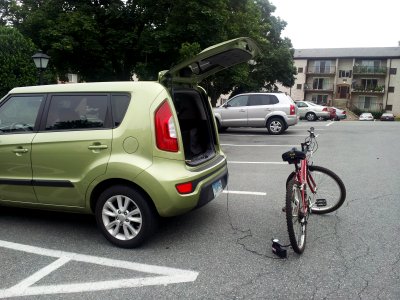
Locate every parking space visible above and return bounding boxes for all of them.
[1,120,399,299]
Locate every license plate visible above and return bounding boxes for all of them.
[212,179,223,198]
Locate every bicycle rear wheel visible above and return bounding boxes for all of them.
[308,165,346,214]
[285,177,307,254]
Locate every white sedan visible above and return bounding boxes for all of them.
[359,112,374,121]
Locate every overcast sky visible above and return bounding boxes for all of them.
[271,0,400,49]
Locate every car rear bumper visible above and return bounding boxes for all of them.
[136,154,228,217]
[286,115,299,126]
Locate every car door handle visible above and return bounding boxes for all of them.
[88,144,108,150]
[239,109,246,112]
[12,148,29,154]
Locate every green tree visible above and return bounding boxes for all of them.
[0,26,37,97]
[1,0,296,103]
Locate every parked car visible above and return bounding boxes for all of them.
[213,93,299,135]
[332,107,347,120]
[0,37,260,248]
[380,113,395,121]
[325,107,337,120]
[295,101,330,121]
[359,112,374,121]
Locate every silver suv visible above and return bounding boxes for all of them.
[213,93,299,135]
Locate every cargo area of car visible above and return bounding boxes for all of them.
[172,88,217,166]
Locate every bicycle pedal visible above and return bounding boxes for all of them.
[316,199,327,207]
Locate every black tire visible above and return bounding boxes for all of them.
[308,165,346,214]
[95,185,157,248]
[285,166,346,214]
[286,177,307,254]
[267,117,285,135]
[306,112,317,121]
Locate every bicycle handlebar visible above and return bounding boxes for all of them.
[301,127,318,153]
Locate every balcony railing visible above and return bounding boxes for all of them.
[351,85,385,94]
[304,84,334,91]
[306,66,336,74]
[353,66,387,75]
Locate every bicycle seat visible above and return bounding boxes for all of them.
[282,149,306,164]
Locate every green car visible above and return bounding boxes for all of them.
[0,37,259,248]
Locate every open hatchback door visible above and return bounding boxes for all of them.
[159,37,260,86]
[157,37,260,166]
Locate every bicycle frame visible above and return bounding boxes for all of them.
[294,159,310,216]
[293,135,318,216]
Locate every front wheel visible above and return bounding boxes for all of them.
[308,165,346,214]
[286,177,307,254]
[95,185,157,248]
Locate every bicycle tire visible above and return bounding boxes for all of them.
[308,165,346,214]
[285,177,307,254]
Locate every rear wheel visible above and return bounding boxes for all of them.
[95,185,157,248]
[308,165,346,214]
[286,177,307,254]
[267,117,285,135]
[306,112,317,121]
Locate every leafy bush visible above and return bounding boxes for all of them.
[0,26,37,96]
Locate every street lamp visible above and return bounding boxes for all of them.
[32,50,50,85]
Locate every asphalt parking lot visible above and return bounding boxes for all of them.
[0,120,399,299]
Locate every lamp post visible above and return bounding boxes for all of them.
[32,50,50,85]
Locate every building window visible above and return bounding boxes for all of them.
[298,67,303,73]
[312,94,328,105]
[386,105,393,111]
[390,68,397,75]
[339,70,352,78]
[296,84,302,90]
[313,61,332,74]
[360,78,378,90]
[313,78,329,90]
[358,95,378,110]
[388,87,395,93]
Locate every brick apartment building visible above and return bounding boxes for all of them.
[277,46,400,115]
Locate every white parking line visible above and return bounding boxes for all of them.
[220,134,310,137]
[0,240,198,298]
[223,190,266,196]
[326,121,335,126]
[221,144,297,147]
[228,161,286,165]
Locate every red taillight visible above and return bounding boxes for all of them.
[176,182,193,194]
[290,104,296,115]
[343,111,346,114]
[322,107,328,112]
[155,100,179,152]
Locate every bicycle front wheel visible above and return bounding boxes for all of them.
[308,165,346,214]
[286,177,307,254]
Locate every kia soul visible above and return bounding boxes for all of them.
[0,37,259,247]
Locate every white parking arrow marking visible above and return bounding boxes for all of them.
[0,240,198,298]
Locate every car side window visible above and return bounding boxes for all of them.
[249,95,269,106]
[296,102,308,108]
[268,95,279,105]
[111,94,130,127]
[0,95,43,133]
[228,95,248,107]
[45,94,108,130]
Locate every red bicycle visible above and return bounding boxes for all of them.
[282,127,346,254]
